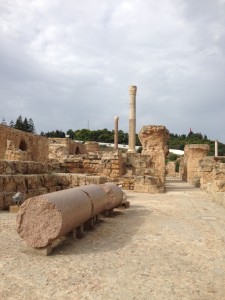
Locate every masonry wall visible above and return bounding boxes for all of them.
[48,138,86,161]
[0,160,107,210]
[138,125,169,190]
[0,124,48,163]
[183,144,210,184]
[53,150,124,179]
[198,156,225,208]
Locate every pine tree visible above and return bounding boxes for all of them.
[28,118,35,133]
[14,115,23,130]
[23,118,29,132]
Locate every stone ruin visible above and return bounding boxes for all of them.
[180,144,210,184]
[176,142,225,209]
[2,122,225,210]
[0,123,170,210]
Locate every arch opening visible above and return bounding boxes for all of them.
[19,140,27,151]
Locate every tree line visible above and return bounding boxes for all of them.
[41,128,141,146]
[168,131,225,156]
[1,115,35,133]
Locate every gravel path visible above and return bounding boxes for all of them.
[1,178,225,299]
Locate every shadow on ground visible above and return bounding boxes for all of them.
[52,205,152,256]
[166,178,198,193]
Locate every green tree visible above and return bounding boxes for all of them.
[28,118,35,133]
[23,118,29,132]
[14,115,24,130]
[66,129,74,139]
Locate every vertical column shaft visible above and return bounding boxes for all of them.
[215,140,218,157]
[114,116,119,150]
[128,85,137,153]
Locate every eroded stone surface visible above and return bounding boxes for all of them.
[138,125,169,190]
[184,144,210,184]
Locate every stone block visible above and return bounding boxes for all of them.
[9,205,19,213]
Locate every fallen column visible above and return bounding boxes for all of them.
[17,184,108,248]
[101,182,124,210]
[16,183,124,249]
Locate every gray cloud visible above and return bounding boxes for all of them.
[1,0,225,142]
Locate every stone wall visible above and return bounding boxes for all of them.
[138,125,169,189]
[84,141,100,152]
[52,150,124,179]
[198,156,225,207]
[0,160,107,210]
[0,124,48,163]
[166,161,180,178]
[183,144,210,185]
[48,138,86,162]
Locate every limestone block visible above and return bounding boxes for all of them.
[133,175,163,193]
[84,141,99,152]
[4,176,17,192]
[111,164,120,169]
[214,180,225,192]
[2,192,15,208]
[78,175,86,186]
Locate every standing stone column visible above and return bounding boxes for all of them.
[128,85,137,153]
[215,140,218,157]
[114,116,119,150]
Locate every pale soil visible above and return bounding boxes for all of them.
[1,178,225,300]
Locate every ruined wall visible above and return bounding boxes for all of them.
[198,157,225,208]
[48,138,86,162]
[138,125,169,186]
[84,141,100,152]
[52,150,124,179]
[166,161,180,178]
[183,144,210,185]
[0,124,48,163]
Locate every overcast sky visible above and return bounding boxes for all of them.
[1,0,225,142]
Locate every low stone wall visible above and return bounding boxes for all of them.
[48,138,86,161]
[198,156,225,207]
[0,160,49,174]
[134,176,164,193]
[52,151,124,179]
[0,173,107,210]
[0,159,107,210]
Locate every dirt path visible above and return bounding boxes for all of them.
[1,178,225,299]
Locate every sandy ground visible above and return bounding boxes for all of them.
[1,178,225,300]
